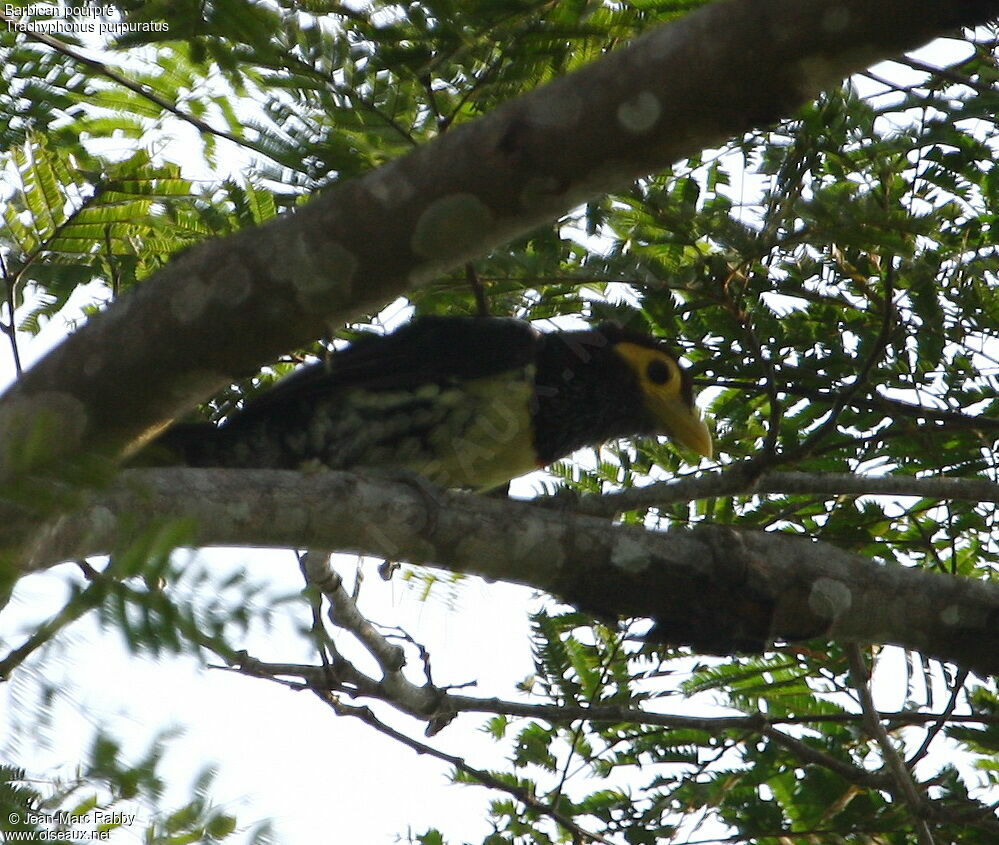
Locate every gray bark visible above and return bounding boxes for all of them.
[24,468,999,676]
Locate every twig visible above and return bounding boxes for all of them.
[213,651,381,700]
[301,551,405,673]
[443,51,507,132]
[560,465,999,518]
[296,549,339,674]
[0,251,22,377]
[780,268,895,464]
[846,645,935,845]
[9,178,102,290]
[708,375,999,433]
[103,224,121,300]
[861,69,932,98]
[280,52,418,146]
[906,668,970,768]
[207,647,999,737]
[317,694,615,845]
[0,561,103,679]
[419,70,445,133]
[301,552,445,720]
[678,827,927,845]
[760,723,891,790]
[898,54,999,98]
[718,265,783,461]
[444,694,999,729]
[465,263,490,317]
[212,647,999,834]
[550,629,626,811]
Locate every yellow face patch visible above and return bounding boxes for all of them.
[612,341,712,459]
[613,341,685,401]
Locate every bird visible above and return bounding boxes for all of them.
[139,316,712,490]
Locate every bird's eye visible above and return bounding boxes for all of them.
[646,358,671,385]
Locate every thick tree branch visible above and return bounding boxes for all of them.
[2,0,998,551]
[24,468,999,676]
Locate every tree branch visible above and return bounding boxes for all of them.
[214,647,999,833]
[846,645,936,845]
[22,467,999,676]
[562,465,999,518]
[205,648,999,735]
[906,668,970,768]
[898,54,999,97]
[301,550,450,724]
[445,694,999,730]
[316,694,614,844]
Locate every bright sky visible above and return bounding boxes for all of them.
[1,548,541,842]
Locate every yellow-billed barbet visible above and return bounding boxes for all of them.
[142,316,711,489]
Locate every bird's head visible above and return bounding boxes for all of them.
[599,323,713,460]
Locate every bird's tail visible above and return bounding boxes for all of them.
[130,422,223,467]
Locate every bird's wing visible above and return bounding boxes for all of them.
[226,316,540,425]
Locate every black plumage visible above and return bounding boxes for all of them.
[533,322,691,463]
[140,316,710,489]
